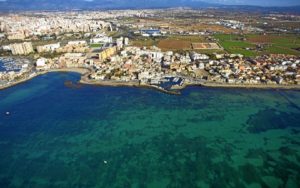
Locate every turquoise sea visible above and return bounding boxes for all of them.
[0,72,299,188]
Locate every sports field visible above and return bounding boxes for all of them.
[215,34,300,57]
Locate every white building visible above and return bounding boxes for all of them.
[124,38,129,45]
[116,37,129,49]
[37,43,60,53]
[190,52,209,61]
[1,45,11,51]
[116,37,124,48]
[68,41,87,45]
[137,50,163,61]
[90,37,112,44]
[36,58,47,70]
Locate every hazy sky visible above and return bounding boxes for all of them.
[206,0,300,6]
[0,0,299,7]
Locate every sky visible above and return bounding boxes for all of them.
[206,0,300,6]
[82,0,300,6]
[0,0,299,7]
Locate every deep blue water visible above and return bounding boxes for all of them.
[0,72,299,188]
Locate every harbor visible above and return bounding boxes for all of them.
[0,57,31,72]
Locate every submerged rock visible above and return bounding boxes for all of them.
[246,108,300,133]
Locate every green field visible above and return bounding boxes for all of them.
[90,43,103,48]
[215,34,300,57]
[131,37,159,47]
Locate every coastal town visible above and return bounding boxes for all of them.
[0,10,300,93]
[0,1,300,188]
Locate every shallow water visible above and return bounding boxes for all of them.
[0,72,299,188]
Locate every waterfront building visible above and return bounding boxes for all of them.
[36,58,48,70]
[10,42,33,55]
[58,53,87,68]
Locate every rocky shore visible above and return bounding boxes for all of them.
[0,68,90,90]
[0,75,35,90]
[199,82,300,90]
[1,68,300,93]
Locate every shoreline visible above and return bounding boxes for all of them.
[199,82,300,90]
[1,68,300,93]
[175,82,300,91]
[0,67,90,91]
[0,72,44,90]
[47,67,91,75]
[79,79,181,95]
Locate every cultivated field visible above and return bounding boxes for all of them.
[192,43,221,50]
[131,34,300,56]
[186,24,237,34]
[158,36,207,51]
[131,35,208,51]
[215,34,300,57]
[131,37,159,47]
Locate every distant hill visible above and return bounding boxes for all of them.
[0,0,299,13]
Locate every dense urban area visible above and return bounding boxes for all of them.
[0,9,300,93]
